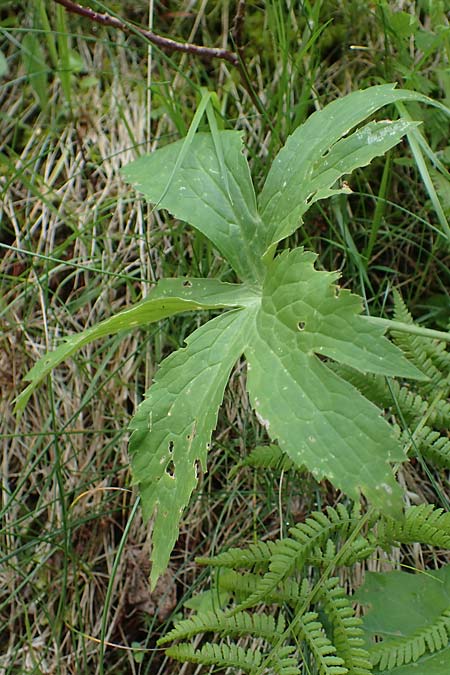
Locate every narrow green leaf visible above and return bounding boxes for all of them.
[0,50,7,78]
[129,310,251,587]
[153,89,213,207]
[259,84,434,252]
[15,279,250,412]
[396,102,450,243]
[55,4,72,104]
[151,277,259,307]
[22,33,48,110]
[205,89,232,202]
[244,248,422,515]
[121,132,266,282]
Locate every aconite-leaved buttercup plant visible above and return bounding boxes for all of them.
[16,85,450,587]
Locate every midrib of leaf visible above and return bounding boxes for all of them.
[151,277,260,306]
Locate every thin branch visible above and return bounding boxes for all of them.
[232,0,247,64]
[54,0,267,124]
[54,0,239,66]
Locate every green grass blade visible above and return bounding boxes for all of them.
[21,32,48,110]
[152,89,213,208]
[396,102,450,245]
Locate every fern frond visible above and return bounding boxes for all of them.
[337,535,377,567]
[427,399,450,432]
[404,425,450,469]
[218,568,303,607]
[240,444,295,471]
[217,569,263,599]
[158,609,285,646]
[296,611,348,675]
[392,292,443,389]
[395,389,450,431]
[166,641,303,675]
[228,506,359,613]
[423,338,450,376]
[197,539,279,569]
[378,504,450,549]
[268,646,301,675]
[309,535,376,568]
[369,607,450,670]
[165,642,263,672]
[319,577,373,675]
[228,538,306,613]
[309,539,337,566]
[289,505,357,547]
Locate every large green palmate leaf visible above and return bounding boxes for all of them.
[355,566,450,674]
[130,248,424,584]
[20,84,450,585]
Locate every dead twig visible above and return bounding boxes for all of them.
[54,0,239,65]
[54,0,266,114]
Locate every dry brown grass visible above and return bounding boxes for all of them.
[0,4,289,672]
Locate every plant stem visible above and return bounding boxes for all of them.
[363,316,450,343]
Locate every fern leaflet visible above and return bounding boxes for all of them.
[165,642,263,672]
[296,611,348,675]
[158,609,285,646]
[318,577,373,675]
[378,504,450,549]
[369,608,450,670]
